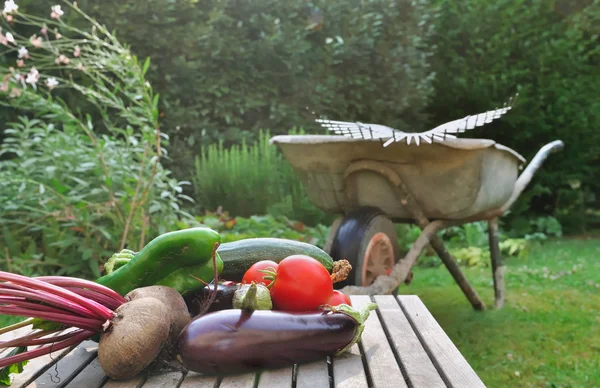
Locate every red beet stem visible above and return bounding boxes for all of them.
[0,286,99,319]
[0,271,114,321]
[0,329,94,368]
[0,306,103,332]
[0,329,62,349]
[0,296,76,316]
[63,287,122,311]
[5,330,81,348]
[35,276,127,305]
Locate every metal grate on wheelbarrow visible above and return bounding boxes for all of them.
[315,93,518,146]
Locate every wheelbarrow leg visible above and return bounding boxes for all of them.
[426,236,486,311]
[344,160,486,310]
[488,218,505,308]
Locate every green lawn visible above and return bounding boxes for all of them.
[397,238,600,388]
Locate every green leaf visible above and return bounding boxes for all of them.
[0,347,29,386]
[31,318,65,332]
[141,57,151,76]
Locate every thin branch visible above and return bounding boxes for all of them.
[119,144,149,250]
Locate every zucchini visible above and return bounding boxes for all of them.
[217,238,334,281]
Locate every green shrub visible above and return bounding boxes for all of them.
[193,129,333,225]
[0,2,188,278]
[179,213,330,248]
[427,0,599,233]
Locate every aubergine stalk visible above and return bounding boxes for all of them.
[232,281,272,311]
[175,303,377,375]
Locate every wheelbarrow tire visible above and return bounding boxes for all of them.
[330,207,400,289]
[323,216,343,255]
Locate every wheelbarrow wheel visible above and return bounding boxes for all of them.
[329,207,400,289]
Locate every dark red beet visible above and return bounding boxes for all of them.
[175,309,357,375]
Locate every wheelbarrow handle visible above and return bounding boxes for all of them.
[500,140,564,212]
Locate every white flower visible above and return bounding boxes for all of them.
[73,45,81,57]
[16,59,24,67]
[5,32,14,43]
[29,34,42,48]
[50,5,63,19]
[3,0,18,14]
[25,67,39,85]
[45,77,58,90]
[9,86,21,97]
[17,46,28,59]
[55,54,70,65]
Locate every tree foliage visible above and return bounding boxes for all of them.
[426,0,599,231]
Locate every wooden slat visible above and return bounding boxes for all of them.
[142,371,184,387]
[0,324,35,358]
[64,357,107,388]
[103,374,146,388]
[7,331,77,387]
[178,371,218,388]
[29,340,97,388]
[351,295,408,388]
[331,343,368,388]
[373,295,445,388]
[218,373,257,388]
[295,359,329,388]
[397,295,486,388]
[256,367,292,387]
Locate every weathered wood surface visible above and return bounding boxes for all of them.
[2,295,486,387]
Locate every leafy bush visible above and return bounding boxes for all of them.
[0,2,188,278]
[427,0,599,233]
[179,211,330,248]
[412,219,550,268]
[193,129,333,226]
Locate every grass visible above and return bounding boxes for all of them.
[397,238,600,388]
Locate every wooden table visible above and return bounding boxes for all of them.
[1,295,486,387]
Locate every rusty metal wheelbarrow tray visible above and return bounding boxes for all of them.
[270,135,527,221]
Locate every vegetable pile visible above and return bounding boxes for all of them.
[0,227,376,383]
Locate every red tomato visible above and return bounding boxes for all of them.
[241,260,279,286]
[270,255,333,312]
[327,290,352,307]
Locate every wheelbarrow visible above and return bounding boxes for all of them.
[269,135,564,310]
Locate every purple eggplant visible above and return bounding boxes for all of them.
[175,304,376,375]
[183,281,241,316]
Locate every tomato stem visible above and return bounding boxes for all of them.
[257,267,278,289]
